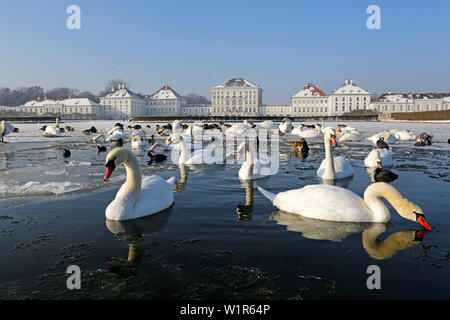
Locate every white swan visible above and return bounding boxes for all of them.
[225,120,252,138]
[1,120,15,142]
[90,133,105,143]
[339,130,362,142]
[279,118,293,135]
[167,133,221,165]
[42,118,61,137]
[317,128,353,180]
[392,130,416,141]
[131,135,148,149]
[237,141,272,180]
[367,131,397,145]
[107,130,127,142]
[257,182,431,229]
[292,124,322,138]
[103,147,175,221]
[364,149,394,168]
[131,129,146,138]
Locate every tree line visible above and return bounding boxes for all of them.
[0,79,210,106]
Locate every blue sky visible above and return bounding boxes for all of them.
[0,0,449,103]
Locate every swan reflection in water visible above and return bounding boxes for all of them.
[236,179,255,221]
[269,209,429,260]
[105,206,173,276]
[174,163,189,192]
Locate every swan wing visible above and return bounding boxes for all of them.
[272,184,373,222]
[133,175,174,219]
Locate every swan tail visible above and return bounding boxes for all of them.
[257,186,276,203]
[166,177,176,188]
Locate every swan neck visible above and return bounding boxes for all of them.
[323,134,335,179]
[123,154,142,198]
[364,183,408,222]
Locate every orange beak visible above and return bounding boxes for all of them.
[417,216,432,231]
[237,153,242,161]
[167,139,172,146]
[377,162,382,169]
[331,136,337,147]
[104,163,116,181]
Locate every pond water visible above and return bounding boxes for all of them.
[0,120,449,299]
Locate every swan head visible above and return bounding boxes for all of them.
[374,150,382,168]
[167,133,182,146]
[324,128,337,146]
[104,147,130,181]
[396,200,431,231]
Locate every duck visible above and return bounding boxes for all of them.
[62,148,71,158]
[374,167,398,183]
[237,141,272,180]
[147,151,168,164]
[415,132,433,146]
[42,118,61,137]
[1,120,15,143]
[317,128,353,181]
[376,137,389,149]
[364,149,393,168]
[103,147,175,221]
[257,182,431,229]
[111,138,124,148]
[287,138,309,153]
[97,146,107,154]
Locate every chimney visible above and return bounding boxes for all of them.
[388,90,392,95]
[344,79,349,85]
[349,79,353,85]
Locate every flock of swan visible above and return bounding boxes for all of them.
[0,118,441,232]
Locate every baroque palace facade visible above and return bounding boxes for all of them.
[4,78,450,119]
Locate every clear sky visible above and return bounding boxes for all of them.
[0,0,449,103]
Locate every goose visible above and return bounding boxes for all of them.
[43,118,61,137]
[62,148,71,158]
[317,128,353,181]
[376,137,389,149]
[374,167,398,183]
[364,149,393,168]
[131,135,148,149]
[237,141,272,180]
[103,147,175,221]
[167,134,220,165]
[1,120,15,142]
[257,182,431,229]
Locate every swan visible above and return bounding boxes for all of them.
[383,130,398,144]
[257,182,431,229]
[103,147,175,221]
[107,130,127,142]
[90,133,105,143]
[373,167,398,183]
[42,118,61,137]
[366,132,386,145]
[225,120,252,138]
[1,120,15,142]
[291,124,322,138]
[317,128,353,180]
[108,126,124,136]
[131,129,146,138]
[392,130,416,141]
[237,141,272,180]
[364,149,394,168]
[339,130,362,142]
[167,133,221,165]
[131,135,148,149]
[279,118,293,135]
